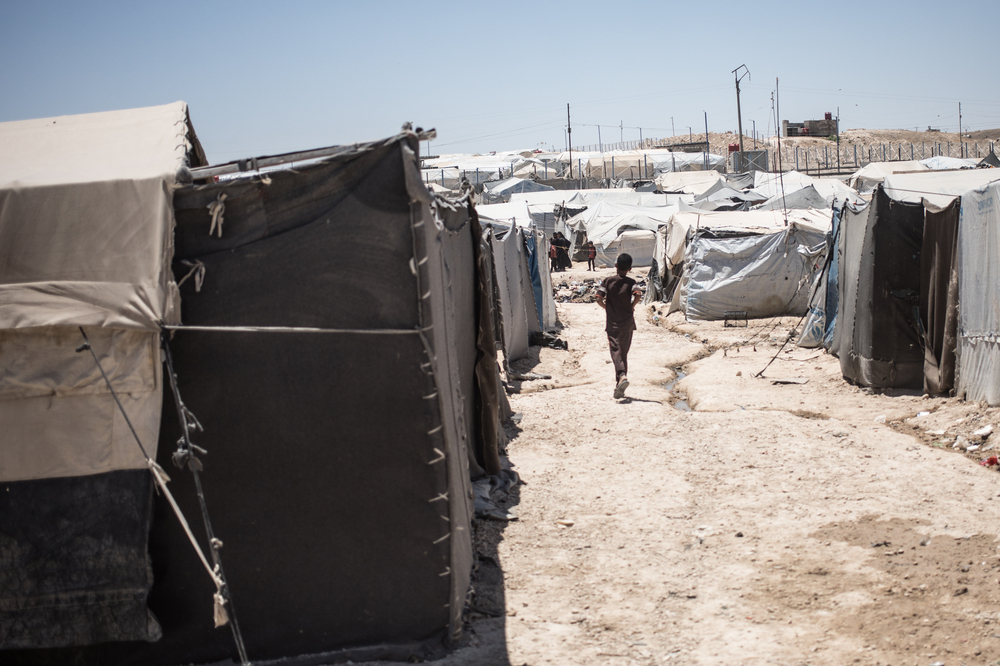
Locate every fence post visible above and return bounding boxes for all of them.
[854,144,857,166]
[795,146,799,171]
[910,143,913,160]
[611,156,615,181]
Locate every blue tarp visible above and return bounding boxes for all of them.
[524,234,544,330]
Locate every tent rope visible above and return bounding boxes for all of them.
[161,332,250,665]
[161,324,429,335]
[76,327,251,665]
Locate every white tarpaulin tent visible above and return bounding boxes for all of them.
[476,200,534,228]
[564,200,679,267]
[656,170,725,196]
[648,208,832,316]
[749,171,864,208]
[849,160,928,193]
[920,156,978,170]
[681,224,829,321]
[883,170,1000,207]
[482,177,554,204]
[956,181,1000,404]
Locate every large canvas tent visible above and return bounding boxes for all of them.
[0,102,205,652]
[832,170,1000,390]
[645,209,832,318]
[956,181,1000,404]
[2,112,503,665]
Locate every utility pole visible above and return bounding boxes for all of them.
[598,125,602,153]
[959,102,963,156]
[567,103,573,180]
[620,121,623,145]
[671,117,674,136]
[753,120,757,149]
[732,64,750,153]
[704,111,709,170]
[836,106,841,172]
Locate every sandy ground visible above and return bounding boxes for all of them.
[363,265,1000,666]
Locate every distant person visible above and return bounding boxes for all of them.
[554,232,572,270]
[587,241,597,271]
[595,253,642,399]
[549,236,559,272]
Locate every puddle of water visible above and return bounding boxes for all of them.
[663,368,691,411]
[663,370,687,392]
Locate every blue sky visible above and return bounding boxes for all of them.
[3,1,998,162]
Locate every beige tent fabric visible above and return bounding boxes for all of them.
[0,102,204,481]
[0,327,160,482]
[0,102,201,331]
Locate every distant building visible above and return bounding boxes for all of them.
[783,113,838,137]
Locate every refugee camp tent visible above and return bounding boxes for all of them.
[920,156,978,170]
[645,209,832,318]
[882,170,1000,393]
[3,121,496,665]
[491,226,543,362]
[482,176,554,204]
[748,171,864,208]
[832,170,1000,389]
[0,102,205,653]
[753,184,829,211]
[563,200,679,267]
[848,160,927,193]
[476,200,534,227]
[680,216,830,321]
[956,181,1000,404]
[656,170,724,196]
[980,149,1000,168]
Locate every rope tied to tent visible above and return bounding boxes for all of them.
[74,327,251,665]
[161,331,251,663]
[177,259,206,292]
[208,192,227,237]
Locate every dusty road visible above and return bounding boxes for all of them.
[377,266,1000,666]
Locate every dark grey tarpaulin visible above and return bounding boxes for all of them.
[834,187,925,388]
[7,134,486,665]
[920,199,960,395]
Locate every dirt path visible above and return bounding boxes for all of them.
[373,266,1000,666]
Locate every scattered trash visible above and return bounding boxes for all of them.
[953,436,968,451]
[510,372,552,381]
[735,532,744,538]
[980,456,998,467]
[967,444,981,453]
[928,429,946,436]
[916,411,930,418]
[529,331,568,350]
[510,413,523,424]
[557,519,574,527]
[974,424,994,439]
[874,415,886,423]
[770,377,808,385]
